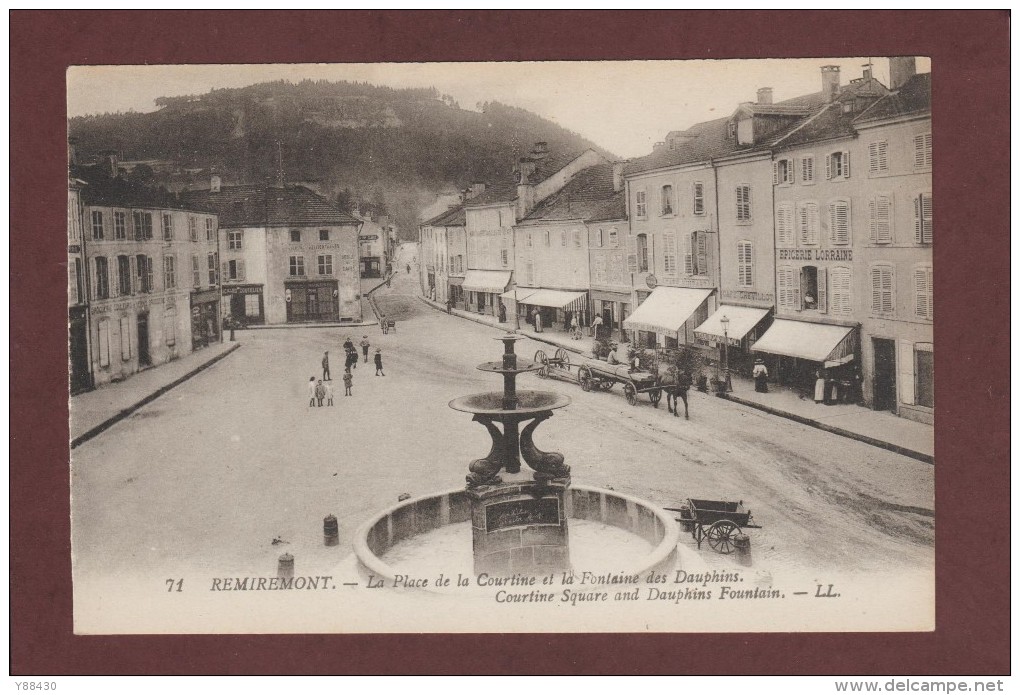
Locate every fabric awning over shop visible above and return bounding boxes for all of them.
[622,287,713,339]
[462,270,512,294]
[518,289,587,310]
[751,319,856,364]
[447,276,464,286]
[694,305,771,346]
[500,288,534,302]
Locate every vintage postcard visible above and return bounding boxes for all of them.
[66,58,935,635]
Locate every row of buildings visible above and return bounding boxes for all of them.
[68,154,396,393]
[419,59,932,423]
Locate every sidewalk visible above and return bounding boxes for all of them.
[418,295,935,463]
[70,341,241,448]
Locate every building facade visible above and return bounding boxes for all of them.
[68,178,91,394]
[419,204,466,306]
[184,182,363,326]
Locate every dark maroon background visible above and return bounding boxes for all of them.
[10,10,1009,675]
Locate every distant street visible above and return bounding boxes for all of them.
[71,243,933,591]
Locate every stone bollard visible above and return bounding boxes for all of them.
[278,552,294,578]
[733,534,752,567]
[323,514,339,546]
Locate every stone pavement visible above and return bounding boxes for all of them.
[70,340,241,447]
[419,295,935,463]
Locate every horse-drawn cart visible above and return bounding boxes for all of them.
[576,362,662,406]
[665,498,761,554]
[533,348,575,381]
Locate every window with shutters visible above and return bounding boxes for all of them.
[825,150,851,180]
[868,141,889,175]
[869,194,893,244]
[773,158,794,186]
[683,232,709,276]
[206,218,215,241]
[226,259,245,281]
[776,203,794,246]
[318,254,333,275]
[525,260,535,285]
[609,228,619,248]
[525,232,533,249]
[97,318,111,367]
[208,253,217,285]
[228,230,243,250]
[829,266,852,316]
[914,264,933,320]
[662,232,678,276]
[91,211,105,240]
[164,309,176,346]
[635,190,647,218]
[136,254,148,293]
[573,229,582,248]
[541,230,549,247]
[660,185,674,215]
[636,234,649,272]
[801,266,819,310]
[913,192,933,244]
[735,185,752,223]
[870,264,895,316]
[120,316,132,361]
[71,258,85,304]
[798,201,820,245]
[114,211,127,240]
[163,255,177,289]
[800,155,815,184]
[828,199,851,245]
[777,266,799,310]
[693,182,705,215]
[737,241,753,287]
[133,211,153,240]
[188,216,198,242]
[914,132,932,169]
[595,229,604,247]
[162,213,174,241]
[290,229,301,243]
[117,255,132,296]
[191,255,201,286]
[94,257,110,299]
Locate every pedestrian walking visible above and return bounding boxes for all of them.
[752,359,769,393]
[360,335,371,363]
[570,313,580,340]
[343,336,355,354]
[308,376,317,407]
[590,314,603,338]
[374,347,385,376]
[322,351,331,381]
[324,380,335,406]
[343,371,353,396]
[315,379,326,407]
[813,370,827,404]
[534,311,543,333]
[406,263,410,274]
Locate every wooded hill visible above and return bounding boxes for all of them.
[69,80,613,238]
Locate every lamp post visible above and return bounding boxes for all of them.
[720,314,732,393]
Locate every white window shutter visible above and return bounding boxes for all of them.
[921,193,933,243]
[238,259,246,282]
[842,151,851,178]
[647,234,655,274]
[222,261,229,281]
[816,266,828,314]
[825,154,832,180]
[898,340,915,406]
[772,162,779,185]
[913,196,923,243]
[626,234,638,273]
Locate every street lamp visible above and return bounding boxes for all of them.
[720,314,732,393]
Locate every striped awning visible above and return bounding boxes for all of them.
[517,289,587,310]
[694,305,771,346]
[622,287,712,339]
[751,319,857,365]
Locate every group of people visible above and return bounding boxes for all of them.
[310,336,386,408]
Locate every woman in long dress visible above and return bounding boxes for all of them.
[813,370,827,403]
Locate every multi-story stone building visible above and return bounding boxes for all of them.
[464,143,608,321]
[354,210,389,279]
[586,169,630,342]
[67,175,91,394]
[419,203,466,306]
[76,159,221,388]
[184,180,363,326]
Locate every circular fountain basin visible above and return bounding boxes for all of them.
[449,390,571,416]
[353,485,680,594]
[476,360,544,375]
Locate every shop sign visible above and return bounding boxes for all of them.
[778,249,853,262]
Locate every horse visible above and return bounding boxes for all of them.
[657,365,692,419]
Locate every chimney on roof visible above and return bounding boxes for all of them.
[612,161,626,193]
[861,62,873,81]
[821,65,841,102]
[756,87,773,105]
[889,56,917,90]
[210,174,222,193]
[516,158,537,220]
[517,157,536,185]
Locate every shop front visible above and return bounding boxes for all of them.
[462,270,512,319]
[622,287,713,349]
[751,319,860,402]
[591,290,632,343]
[190,288,221,350]
[448,276,465,309]
[69,305,92,394]
[223,284,265,326]
[694,305,772,379]
[504,288,587,334]
[285,279,339,323]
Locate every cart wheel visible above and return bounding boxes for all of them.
[555,348,570,370]
[578,365,592,391]
[534,350,548,378]
[624,383,637,405]
[649,388,662,406]
[706,520,740,554]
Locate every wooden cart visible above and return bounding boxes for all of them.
[664,498,761,554]
[533,348,575,382]
[576,361,662,406]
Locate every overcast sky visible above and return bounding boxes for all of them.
[68,58,930,159]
